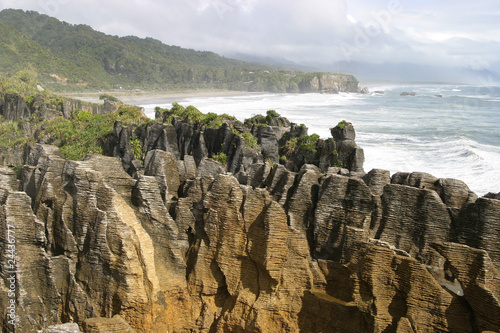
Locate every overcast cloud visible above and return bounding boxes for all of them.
[1,0,499,82]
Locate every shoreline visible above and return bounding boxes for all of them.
[59,90,259,105]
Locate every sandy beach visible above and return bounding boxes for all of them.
[60,90,258,105]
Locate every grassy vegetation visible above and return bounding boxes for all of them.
[0,72,153,166]
[244,114,266,126]
[241,132,259,149]
[157,103,238,128]
[333,160,343,168]
[99,94,121,103]
[265,110,279,124]
[283,137,298,156]
[330,150,344,168]
[130,136,143,160]
[301,134,320,153]
[1,75,131,163]
[265,157,276,168]
[158,102,262,150]
[212,151,227,165]
[0,118,32,149]
[337,120,349,130]
[245,110,283,127]
[37,105,148,160]
[0,72,48,98]
[282,133,320,157]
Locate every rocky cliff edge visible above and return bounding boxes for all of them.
[0,107,499,333]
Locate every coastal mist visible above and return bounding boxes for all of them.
[141,84,500,196]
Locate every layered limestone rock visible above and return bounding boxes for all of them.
[82,315,136,333]
[0,93,30,121]
[432,242,500,331]
[313,174,374,262]
[285,164,321,235]
[112,112,362,178]
[329,121,365,173]
[143,149,181,204]
[0,166,62,331]
[301,242,476,332]
[185,175,315,332]
[453,195,500,269]
[376,184,451,267]
[1,145,195,332]
[275,122,364,174]
[1,119,500,333]
[264,164,297,206]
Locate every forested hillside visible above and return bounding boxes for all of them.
[0,9,345,93]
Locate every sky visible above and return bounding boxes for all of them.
[1,0,500,83]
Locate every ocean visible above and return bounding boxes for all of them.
[138,84,500,197]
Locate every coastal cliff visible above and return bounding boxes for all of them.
[299,74,364,94]
[0,101,499,332]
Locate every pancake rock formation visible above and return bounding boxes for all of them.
[1,114,499,333]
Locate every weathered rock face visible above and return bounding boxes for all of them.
[363,168,391,196]
[299,74,362,94]
[432,242,500,332]
[186,176,315,332]
[1,134,500,332]
[0,143,24,167]
[313,174,374,262]
[0,93,31,121]
[81,315,135,333]
[330,122,364,173]
[453,196,500,270]
[376,184,451,267]
[0,93,118,122]
[1,145,193,332]
[302,243,476,333]
[264,163,297,206]
[143,149,180,204]
[331,121,356,141]
[252,125,279,163]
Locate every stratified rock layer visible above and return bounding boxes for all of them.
[1,119,499,333]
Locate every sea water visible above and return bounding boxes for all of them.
[139,84,500,196]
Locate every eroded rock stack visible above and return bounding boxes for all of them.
[1,116,499,333]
